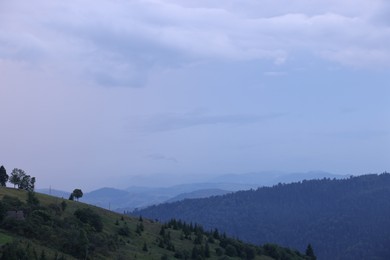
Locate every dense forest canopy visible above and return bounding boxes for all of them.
[135,173,390,260]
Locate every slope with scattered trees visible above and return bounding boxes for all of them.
[0,187,312,259]
[0,164,310,260]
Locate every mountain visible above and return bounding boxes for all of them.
[135,173,390,260]
[82,183,255,212]
[36,188,70,198]
[83,187,130,209]
[166,189,231,203]
[125,182,256,195]
[0,187,310,259]
[81,171,345,212]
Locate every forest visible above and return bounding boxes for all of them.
[135,173,390,260]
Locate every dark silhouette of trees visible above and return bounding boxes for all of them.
[20,176,35,191]
[61,200,67,211]
[74,208,103,232]
[306,244,316,260]
[9,168,35,191]
[72,189,83,201]
[27,191,40,207]
[142,242,148,252]
[0,166,8,186]
[9,169,22,188]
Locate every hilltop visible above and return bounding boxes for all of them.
[0,187,311,259]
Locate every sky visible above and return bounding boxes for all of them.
[1,0,389,191]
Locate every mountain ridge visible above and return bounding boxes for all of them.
[135,173,390,260]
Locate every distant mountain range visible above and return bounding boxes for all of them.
[39,171,348,212]
[37,188,70,199]
[135,173,390,260]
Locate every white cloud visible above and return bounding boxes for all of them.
[322,48,390,68]
[1,0,389,88]
[127,111,285,133]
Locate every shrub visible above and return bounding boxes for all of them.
[74,208,103,232]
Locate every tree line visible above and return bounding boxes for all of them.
[0,165,35,191]
[1,165,84,202]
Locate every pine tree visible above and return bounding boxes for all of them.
[305,244,316,260]
[0,166,8,186]
[205,242,210,257]
[142,242,148,252]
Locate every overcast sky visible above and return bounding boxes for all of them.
[1,0,389,191]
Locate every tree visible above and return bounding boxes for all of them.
[8,168,35,191]
[204,242,210,257]
[68,193,74,201]
[0,166,8,186]
[72,189,83,201]
[20,175,34,191]
[9,168,23,188]
[27,191,40,206]
[306,244,316,260]
[142,242,148,252]
[61,200,67,211]
[74,208,103,232]
[29,177,36,191]
[78,229,89,259]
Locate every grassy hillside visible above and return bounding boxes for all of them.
[0,187,309,260]
[135,173,390,260]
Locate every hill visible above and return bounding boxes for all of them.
[135,173,390,260]
[42,171,345,213]
[0,187,310,260]
[83,183,254,212]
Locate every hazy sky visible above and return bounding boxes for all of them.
[1,0,389,191]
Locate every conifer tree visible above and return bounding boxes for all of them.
[306,244,316,260]
[0,166,8,186]
[142,242,148,252]
[69,193,74,201]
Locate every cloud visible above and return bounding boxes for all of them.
[370,1,390,26]
[264,71,287,77]
[129,111,284,133]
[322,48,390,68]
[1,0,389,89]
[147,153,178,163]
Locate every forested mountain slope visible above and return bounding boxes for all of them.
[135,173,390,260]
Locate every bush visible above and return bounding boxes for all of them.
[225,244,237,257]
[2,195,23,210]
[118,225,130,236]
[74,208,103,232]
